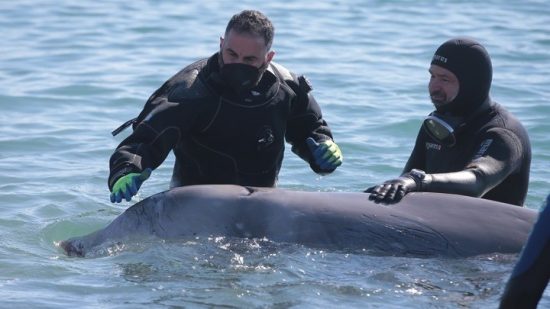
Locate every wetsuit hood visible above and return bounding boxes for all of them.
[431,37,493,117]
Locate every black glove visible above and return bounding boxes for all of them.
[364,169,426,204]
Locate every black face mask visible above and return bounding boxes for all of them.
[219,61,268,95]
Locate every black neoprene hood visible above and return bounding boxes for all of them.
[430,37,493,116]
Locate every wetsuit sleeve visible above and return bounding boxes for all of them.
[402,128,428,174]
[500,195,550,308]
[108,98,198,190]
[423,128,524,198]
[285,78,335,173]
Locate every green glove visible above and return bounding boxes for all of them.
[110,168,152,203]
[306,137,343,172]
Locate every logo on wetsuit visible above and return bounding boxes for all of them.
[426,142,442,151]
[473,139,493,159]
[432,54,448,63]
[257,126,275,151]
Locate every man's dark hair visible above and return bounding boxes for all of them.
[225,10,274,50]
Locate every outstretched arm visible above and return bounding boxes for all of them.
[109,99,200,201]
[366,128,523,204]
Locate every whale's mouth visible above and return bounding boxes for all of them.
[60,239,85,257]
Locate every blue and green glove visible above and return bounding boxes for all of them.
[110,168,152,203]
[306,137,343,173]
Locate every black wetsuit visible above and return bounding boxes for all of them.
[500,194,550,308]
[108,53,334,190]
[404,101,531,206]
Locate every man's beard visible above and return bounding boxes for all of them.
[430,90,450,107]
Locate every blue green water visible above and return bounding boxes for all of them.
[1,0,549,308]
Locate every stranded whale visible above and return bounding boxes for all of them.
[60,185,536,257]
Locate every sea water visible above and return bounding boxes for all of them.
[1,0,549,308]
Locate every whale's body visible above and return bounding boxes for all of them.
[61,185,536,257]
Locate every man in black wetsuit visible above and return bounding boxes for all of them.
[108,10,343,203]
[365,37,531,206]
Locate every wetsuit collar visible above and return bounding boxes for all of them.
[423,97,493,147]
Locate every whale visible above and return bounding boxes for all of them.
[60,185,537,258]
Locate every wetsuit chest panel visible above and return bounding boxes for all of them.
[423,109,500,173]
[200,97,289,169]
[424,134,479,173]
[174,89,292,186]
